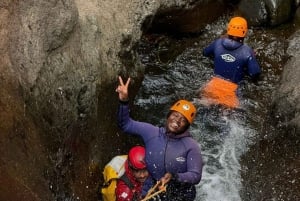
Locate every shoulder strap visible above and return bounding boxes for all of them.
[120,174,134,189]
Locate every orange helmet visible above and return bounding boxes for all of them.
[227,17,248,38]
[170,100,196,124]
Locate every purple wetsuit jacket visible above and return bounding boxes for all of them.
[117,102,203,185]
[203,37,261,84]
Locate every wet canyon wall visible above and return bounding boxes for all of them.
[0,0,299,200]
[241,28,300,201]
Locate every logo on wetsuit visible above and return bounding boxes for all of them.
[176,156,186,162]
[221,54,236,62]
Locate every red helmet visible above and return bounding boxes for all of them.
[128,146,146,170]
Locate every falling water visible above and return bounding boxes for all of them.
[193,110,257,201]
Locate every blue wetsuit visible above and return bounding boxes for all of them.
[203,37,261,84]
[117,102,203,201]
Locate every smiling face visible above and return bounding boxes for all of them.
[166,111,190,134]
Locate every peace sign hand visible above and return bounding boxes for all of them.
[116,76,131,101]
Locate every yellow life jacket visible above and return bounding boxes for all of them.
[101,155,127,201]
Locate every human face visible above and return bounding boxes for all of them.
[132,168,149,183]
[166,111,189,134]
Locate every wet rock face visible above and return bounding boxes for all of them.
[0,2,53,201]
[238,0,295,26]
[241,27,300,201]
[272,29,300,135]
[9,0,78,86]
[144,1,227,34]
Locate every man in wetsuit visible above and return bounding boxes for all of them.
[116,146,149,201]
[201,16,261,108]
[116,76,203,201]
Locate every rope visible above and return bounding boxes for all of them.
[141,181,167,201]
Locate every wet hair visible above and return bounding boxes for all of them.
[228,35,244,43]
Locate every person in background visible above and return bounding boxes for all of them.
[200,16,261,108]
[116,145,149,201]
[116,76,203,201]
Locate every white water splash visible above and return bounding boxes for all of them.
[194,115,256,201]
